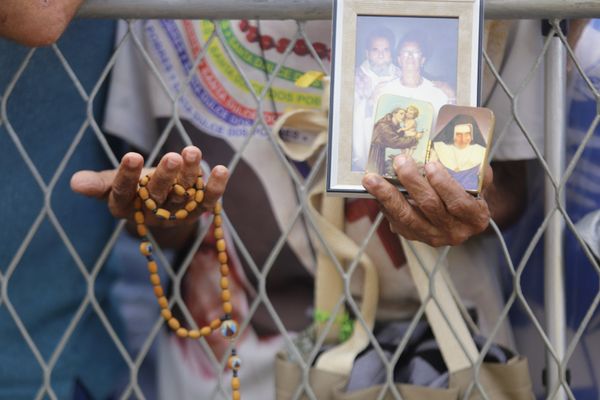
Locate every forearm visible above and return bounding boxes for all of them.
[0,0,83,46]
[484,160,527,229]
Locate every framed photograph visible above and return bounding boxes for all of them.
[327,0,483,195]
[429,104,494,194]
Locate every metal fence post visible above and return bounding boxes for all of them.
[543,19,567,400]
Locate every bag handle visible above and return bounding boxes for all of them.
[271,76,379,374]
[271,73,478,375]
[401,239,479,373]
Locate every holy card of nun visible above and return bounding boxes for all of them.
[428,104,495,194]
[366,94,433,182]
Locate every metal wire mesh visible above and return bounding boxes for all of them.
[2,2,600,400]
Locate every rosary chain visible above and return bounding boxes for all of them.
[134,173,242,400]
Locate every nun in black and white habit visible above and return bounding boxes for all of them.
[430,114,487,191]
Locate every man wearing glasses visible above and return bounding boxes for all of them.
[375,32,452,115]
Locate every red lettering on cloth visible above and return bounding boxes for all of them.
[182,20,279,123]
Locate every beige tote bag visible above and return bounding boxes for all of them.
[270,73,534,400]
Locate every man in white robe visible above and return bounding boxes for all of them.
[352,27,402,171]
[374,32,451,117]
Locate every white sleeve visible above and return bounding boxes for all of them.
[486,20,545,161]
[103,21,158,154]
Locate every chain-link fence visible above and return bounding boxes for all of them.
[2,1,600,399]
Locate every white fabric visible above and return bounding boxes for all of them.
[486,19,545,161]
[432,142,486,171]
[375,77,450,116]
[158,330,286,400]
[105,20,320,276]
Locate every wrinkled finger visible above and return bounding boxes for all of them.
[71,169,115,199]
[394,156,456,229]
[362,173,439,240]
[109,153,144,218]
[426,161,490,231]
[201,165,229,211]
[147,153,182,205]
[178,146,202,188]
[164,146,201,206]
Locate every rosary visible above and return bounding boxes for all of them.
[134,172,242,400]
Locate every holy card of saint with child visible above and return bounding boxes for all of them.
[366,94,433,180]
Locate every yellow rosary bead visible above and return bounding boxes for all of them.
[155,208,171,220]
[153,286,164,297]
[214,215,223,227]
[145,198,157,211]
[134,211,145,224]
[185,201,198,213]
[216,239,226,252]
[194,190,204,203]
[188,330,200,339]
[221,290,231,302]
[200,326,212,337]
[175,209,189,220]
[140,242,153,256]
[186,188,196,198]
[214,227,224,240]
[210,319,222,330]
[220,264,229,276]
[150,273,161,286]
[173,184,186,196]
[214,202,222,214]
[223,302,233,314]
[220,277,229,290]
[196,177,204,189]
[158,296,168,309]
[139,176,149,186]
[136,225,147,237]
[232,377,240,390]
[176,328,189,338]
[138,187,150,200]
[161,309,172,321]
[232,390,240,400]
[147,261,158,274]
[218,252,228,264]
[168,318,181,330]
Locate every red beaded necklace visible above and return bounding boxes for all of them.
[135,172,242,400]
[238,19,331,60]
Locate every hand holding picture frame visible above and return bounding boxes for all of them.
[327,0,483,196]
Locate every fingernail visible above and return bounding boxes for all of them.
[362,173,381,190]
[126,155,141,168]
[214,165,228,178]
[185,150,199,163]
[166,157,178,170]
[424,162,437,174]
[394,155,407,168]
